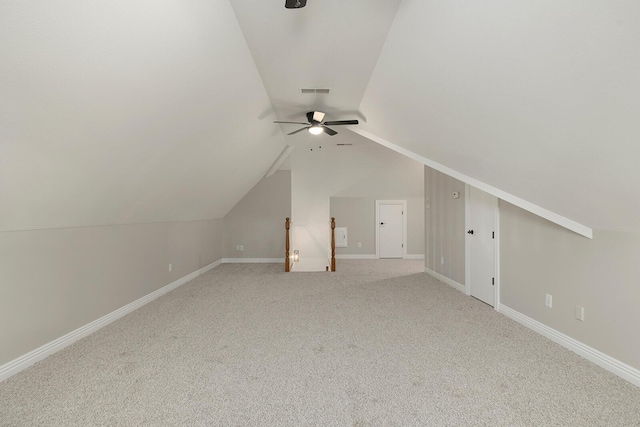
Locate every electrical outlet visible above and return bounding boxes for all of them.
[441,256,445,265]
[575,306,584,321]
[545,294,552,308]
[239,245,244,251]
[357,242,362,248]
[168,263,172,272]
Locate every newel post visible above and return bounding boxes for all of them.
[330,217,336,272]
[285,217,291,272]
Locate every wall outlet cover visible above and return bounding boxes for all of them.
[545,294,552,308]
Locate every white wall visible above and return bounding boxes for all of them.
[0,219,223,366]
[288,132,423,270]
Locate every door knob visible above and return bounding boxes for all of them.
[467,230,474,235]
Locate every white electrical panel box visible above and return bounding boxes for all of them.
[335,227,347,248]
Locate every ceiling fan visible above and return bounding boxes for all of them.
[285,0,307,8]
[274,111,359,136]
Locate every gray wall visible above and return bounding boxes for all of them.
[424,166,466,284]
[500,201,640,370]
[223,170,291,259]
[330,197,424,256]
[0,219,223,366]
[423,163,640,371]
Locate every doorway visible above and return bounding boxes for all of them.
[465,186,499,307]
[376,200,407,259]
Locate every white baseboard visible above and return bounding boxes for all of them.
[335,254,424,260]
[424,267,466,294]
[499,304,640,388]
[221,258,282,263]
[335,254,377,260]
[0,258,223,383]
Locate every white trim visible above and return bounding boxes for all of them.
[350,128,592,239]
[499,304,640,388]
[375,200,408,259]
[464,183,471,296]
[335,254,377,259]
[466,186,499,307]
[494,198,501,311]
[264,145,294,178]
[221,258,282,263]
[0,258,223,383]
[336,254,423,260]
[424,267,466,294]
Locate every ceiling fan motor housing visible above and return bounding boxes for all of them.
[285,0,307,9]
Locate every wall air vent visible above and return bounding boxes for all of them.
[301,88,330,94]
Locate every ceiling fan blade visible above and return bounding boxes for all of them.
[287,127,310,135]
[323,127,338,136]
[323,120,359,126]
[274,121,310,125]
[313,111,326,122]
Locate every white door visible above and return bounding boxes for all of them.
[468,187,496,306]
[378,203,404,258]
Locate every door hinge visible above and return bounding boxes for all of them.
[492,277,495,285]
[492,231,495,239]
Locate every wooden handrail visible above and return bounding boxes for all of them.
[285,217,290,272]
[330,217,336,272]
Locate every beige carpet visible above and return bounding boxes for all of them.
[1,260,639,426]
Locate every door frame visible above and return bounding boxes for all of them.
[464,184,501,311]
[375,200,407,259]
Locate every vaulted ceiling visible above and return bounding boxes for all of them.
[360,0,640,231]
[2,0,639,233]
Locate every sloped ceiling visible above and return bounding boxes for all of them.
[229,0,401,124]
[0,0,284,231]
[360,0,640,230]
[4,0,639,233]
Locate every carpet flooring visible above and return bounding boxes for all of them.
[1,260,639,426]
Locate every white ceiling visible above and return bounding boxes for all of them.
[0,0,284,231]
[2,0,639,232]
[229,0,401,123]
[360,0,640,230]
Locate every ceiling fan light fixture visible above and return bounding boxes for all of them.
[308,126,323,135]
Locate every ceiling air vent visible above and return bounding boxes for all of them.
[301,88,330,94]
